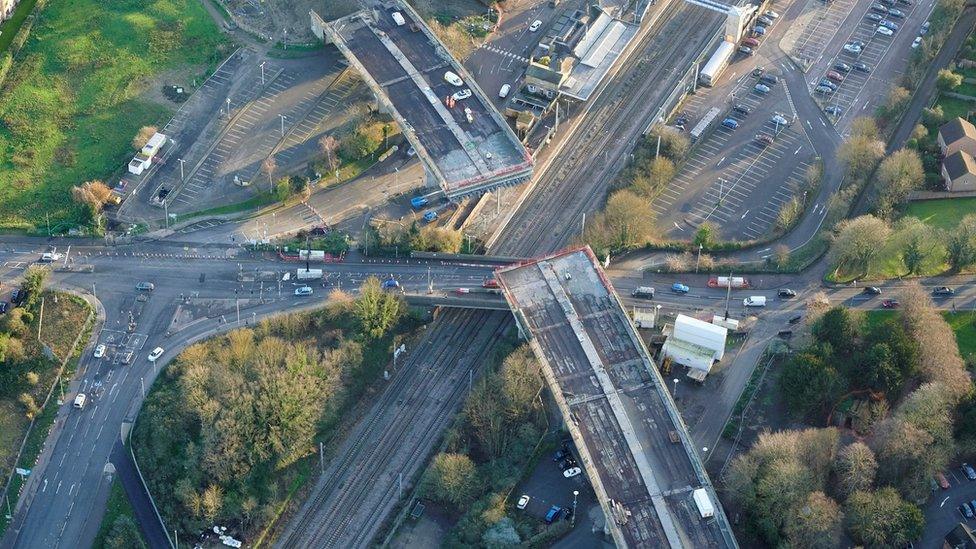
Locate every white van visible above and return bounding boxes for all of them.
[743,296,767,307]
[444,71,464,86]
[498,83,511,98]
[391,12,405,26]
[73,393,86,409]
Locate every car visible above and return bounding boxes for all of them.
[381,278,400,290]
[563,467,582,478]
[863,286,882,295]
[876,26,894,36]
[843,43,863,55]
[834,62,852,72]
[147,347,164,362]
[764,9,779,18]
[553,449,569,461]
[559,458,578,470]
[880,20,898,30]
[778,289,797,298]
[671,282,690,294]
[529,19,542,32]
[451,88,472,101]
[760,73,779,85]
[937,472,951,489]
[866,12,883,22]
[545,506,563,523]
[920,21,930,34]
[93,344,106,358]
[771,114,789,126]
[443,71,463,86]
[826,70,845,82]
[818,79,838,91]
[423,211,438,223]
[757,16,774,26]
[755,134,774,146]
[39,252,62,262]
[406,146,416,157]
[815,85,835,94]
[754,83,771,94]
[870,3,888,12]
[933,286,955,296]
[897,0,913,4]
[517,495,530,509]
[10,289,23,305]
[853,62,872,73]
[721,118,739,129]
[743,37,760,47]
[882,299,900,308]
[294,286,314,296]
[912,36,922,48]
[963,463,976,480]
[888,8,906,17]
[825,105,843,116]
[73,393,86,409]
[738,45,754,55]
[498,83,511,98]
[732,104,751,115]
[136,281,154,291]
[963,503,974,518]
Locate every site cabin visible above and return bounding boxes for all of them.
[699,40,735,87]
[296,268,323,280]
[127,132,168,175]
[693,488,715,518]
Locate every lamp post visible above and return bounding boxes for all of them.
[572,490,579,528]
[673,378,679,400]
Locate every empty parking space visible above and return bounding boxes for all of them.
[657,72,814,240]
[788,0,860,67]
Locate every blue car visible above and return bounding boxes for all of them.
[381,277,400,290]
[423,211,438,223]
[671,282,690,294]
[721,118,739,130]
[754,83,770,94]
[545,506,563,524]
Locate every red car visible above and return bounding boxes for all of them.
[482,278,500,289]
[882,299,900,308]
[826,70,845,82]
[743,37,761,47]
[937,472,950,489]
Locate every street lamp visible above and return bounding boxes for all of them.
[572,490,579,528]
[279,114,286,137]
[178,158,186,181]
[259,61,266,85]
[673,378,679,399]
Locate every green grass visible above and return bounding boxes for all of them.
[956,82,976,98]
[864,310,899,331]
[905,197,976,232]
[172,191,276,223]
[0,0,229,232]
[92,479,146,549]
[0,0,38,55]
[944,311,976,359]
[937,95,975,120]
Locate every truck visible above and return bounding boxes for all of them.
[699,41,736,87]
[297,268,323,280]
[743,295,766,307]
[631,286,655,299]
[693,488,715,518]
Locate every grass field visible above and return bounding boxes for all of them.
[92,480,145,548]
[0,0,37,55]
[0,0,229,232]
[904,196,976,232]
[944,311,976,359]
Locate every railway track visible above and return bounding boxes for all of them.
[492,5,723,256]
[276,309,510,548]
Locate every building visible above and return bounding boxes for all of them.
[942,150,976,191]
[1,0,19,22]
[661,314,728,381]
[938,117,976,158]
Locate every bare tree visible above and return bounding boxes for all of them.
[833,442,877,498]
[899,281,971,401]
[875,149,924,218]
[829,215,891,274]
[132,125,158,150]
[71,180,114,212]
[784,491,842,549]
[318,135,340,179]
[261,156,277,192]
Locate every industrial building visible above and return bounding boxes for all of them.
[661,314,728,381]
[310,1,533,201]
[497,247,737,548]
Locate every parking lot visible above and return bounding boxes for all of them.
[922,463,976,545]
[809,0,935,124]
[786,0,861,70]
[656,66,815,241]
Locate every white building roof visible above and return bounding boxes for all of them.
[673,314,727,360]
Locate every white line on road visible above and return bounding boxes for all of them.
[55,481,62,495]
[740,209,750,219]
[794,146,803,155]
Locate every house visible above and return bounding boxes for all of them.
[1,0,19,22]
[942,150,976,191]
[938,117,976,158]
[661,314,728,381]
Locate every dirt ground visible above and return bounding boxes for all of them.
[138,64,211,109]
[389,503,453,548]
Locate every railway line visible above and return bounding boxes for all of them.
[492,4,723,256]
[275,309,511,548]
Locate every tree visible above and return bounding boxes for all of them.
[105,515,146,549]
[71,180,114,213]
[274,178,292,201]
[318,135,340,176]
[646,126,690,160]
[21,266,48,309]
[422,453,482,507]
[897,217,939,275]
[780,346,844,419]
[874,149,924,217]
[813,307,861,356]
[784,491,842,549]
[17,393,39,419]
[261,157,277,192]
[585,190,656,254]
[132,125,158,150]
[693,221,717,249]
[833,442,877,499]
[910,123,928,142]
[936,68,964,91]
[0,333,25,364]
[776,196,803,231]
[899,281,970,398]
[829,215,891,273]
[850,117,880,140]
[201,484,223,523]
[845,488,924,548]
[946,214,976,270]
[879,86,911,121]
[630,156,675,198]
[1,308,31,337]
[774,244,791,267]
[354,277,404,339]
[482,517,521,547]
[837,135,885,179]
